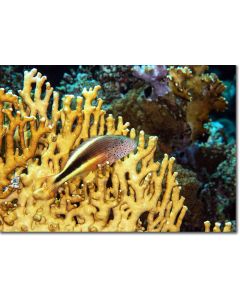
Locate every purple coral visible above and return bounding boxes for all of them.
[132,65,170,100]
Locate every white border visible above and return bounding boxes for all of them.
[0,1,239,300]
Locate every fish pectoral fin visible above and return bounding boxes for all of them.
[37,174,57,185]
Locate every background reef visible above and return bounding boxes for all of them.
[0,65,236,232]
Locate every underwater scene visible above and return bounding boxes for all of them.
[0,65,236,232]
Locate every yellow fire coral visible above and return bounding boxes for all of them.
[204,221,232,232]
[0,68,189,232]
[0,88,51,199]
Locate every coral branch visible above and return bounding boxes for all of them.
[0,68,187,232]
[204,221,232,232]
[0,89,51,199]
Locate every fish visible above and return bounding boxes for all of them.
[49,135,136,189]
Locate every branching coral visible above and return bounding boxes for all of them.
[0,68,188,232]
[204,221,232,232]
[57,65,228,155]
[0,88,51,199]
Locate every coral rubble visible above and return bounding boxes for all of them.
[0,68,187,232]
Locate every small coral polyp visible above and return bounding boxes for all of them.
[204,221,232,233]
[0,69,187,232]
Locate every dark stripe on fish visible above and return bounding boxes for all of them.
[52,135,136,188]
[54,137,111,183]
[54,154,86,183]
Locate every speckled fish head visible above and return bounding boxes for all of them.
[106,135,137,164]
[52,135,137,188]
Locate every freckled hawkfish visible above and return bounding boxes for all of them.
[50,135,136,189]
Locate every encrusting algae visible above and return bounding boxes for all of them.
[0,68,231,232]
